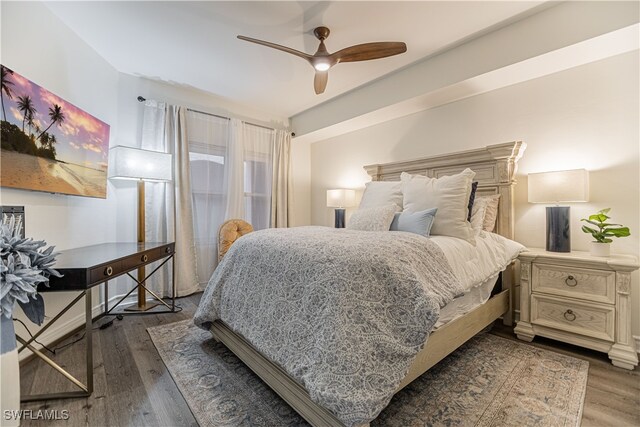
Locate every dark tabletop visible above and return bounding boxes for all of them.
[44,242,174,291]
[53,242,171,268]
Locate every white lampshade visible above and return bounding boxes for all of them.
[109,146,172,181]
[528,169,589,203]
[326,189,356,208]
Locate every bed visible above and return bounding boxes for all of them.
[195,141,526,427]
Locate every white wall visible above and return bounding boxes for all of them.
[0,1,122,354]
[1,1,120,246]
[290,137,311,226]
[309,51,640,336]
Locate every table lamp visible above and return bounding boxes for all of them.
[528,169,589,252]
[109,146,172,311]
[326,189,356,228]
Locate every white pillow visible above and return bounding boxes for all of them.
[470,200,487,232]
[347,204,397,231]
[401,168,476,244]
[359,181,403,211]
[470,194,501,233]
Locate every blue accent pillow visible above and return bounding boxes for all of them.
[389,208,438,236]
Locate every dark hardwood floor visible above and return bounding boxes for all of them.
[20,294,202,427]
[19,293,639,426]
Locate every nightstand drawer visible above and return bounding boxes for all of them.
[531,294,614,342]
[532,263,615,304]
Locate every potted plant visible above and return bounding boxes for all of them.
[581,208,630,257]
[1,216,60,426]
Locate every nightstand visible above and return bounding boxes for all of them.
[514,248,639,370]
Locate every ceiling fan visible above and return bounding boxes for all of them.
[237,27,407,95]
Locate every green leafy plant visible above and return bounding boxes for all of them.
[581,208,630,243]
[0,215,61,324]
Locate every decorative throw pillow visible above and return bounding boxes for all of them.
[347,204,398,232]
[470,194,501,232]
[359,181,403,211]
[389,208,438,237]
[482,194,501,232]
[470,201,487,232]
[401,168,476,244]
[467,181,478,221]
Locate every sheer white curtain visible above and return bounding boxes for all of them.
[138,103,289,289]
[187,111,229,285]
[141,101,199,297]
[271,129,292,228]
[224,119,245,220]
[186,112,276,284]
[243,123,274,231]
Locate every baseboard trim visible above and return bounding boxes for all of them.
[16,293,139,362]
[634,335,640,355]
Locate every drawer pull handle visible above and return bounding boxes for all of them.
[105,266,113,277]
[564,275,578,287]
[142,254,148,262]
[563,309,576,322]
[165,247,172,253]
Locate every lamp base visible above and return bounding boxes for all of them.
[546,206,570,252]
[334,208,346,228]
[124,301,161,312]
[128,181,158,312]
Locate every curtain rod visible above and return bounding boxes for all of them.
[136,96,290,134]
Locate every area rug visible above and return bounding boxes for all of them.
[148,320,588,427]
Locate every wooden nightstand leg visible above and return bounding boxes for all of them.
[514,260,536,342]
[514,322,535,342]
[609,345,638,370]
[608,272,638,370]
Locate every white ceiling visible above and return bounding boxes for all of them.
[46,1,545,118]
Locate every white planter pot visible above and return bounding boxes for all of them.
[1,316,20,427]
[590,241,611,257]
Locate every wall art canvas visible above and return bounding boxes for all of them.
[0,65,110,198]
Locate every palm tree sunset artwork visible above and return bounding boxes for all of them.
[1,65,110,198]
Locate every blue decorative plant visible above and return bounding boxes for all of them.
[0,216,61,325]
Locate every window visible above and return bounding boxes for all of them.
[186,111,274,283]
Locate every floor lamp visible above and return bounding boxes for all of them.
[109,146,173,311]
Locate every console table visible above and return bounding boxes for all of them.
[17,242,175,402]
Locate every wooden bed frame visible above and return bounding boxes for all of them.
[210,141,526,427]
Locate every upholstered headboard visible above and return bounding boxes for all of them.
[363,141,526,241]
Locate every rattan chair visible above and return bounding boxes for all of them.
[218,219,253,262]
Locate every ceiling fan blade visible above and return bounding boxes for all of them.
[331,42,407,63]
[237,35,312,62]
[314,71,328,94]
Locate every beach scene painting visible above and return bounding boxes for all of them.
[1,65,110,198]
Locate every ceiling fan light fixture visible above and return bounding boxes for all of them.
[314,61,331,71]
[237,27,407,94]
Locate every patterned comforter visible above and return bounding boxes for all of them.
[194,226,464,426]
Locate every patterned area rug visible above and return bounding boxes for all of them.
[147,320,588,427]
